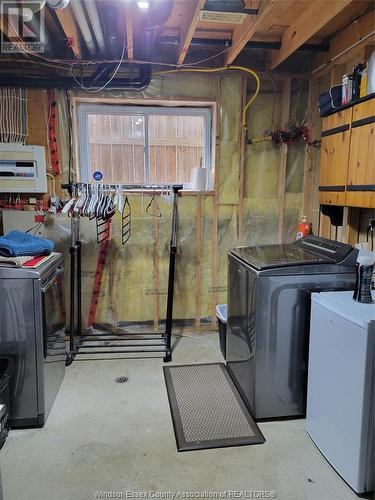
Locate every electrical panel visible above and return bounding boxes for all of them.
[0,143,47,193]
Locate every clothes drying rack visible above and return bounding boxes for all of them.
[62,183,183,364]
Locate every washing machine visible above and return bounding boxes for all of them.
[0,254,66,427]
[226,235,358,420]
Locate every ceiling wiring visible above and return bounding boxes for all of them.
[258,71,277,127]
[2,15,268,143]
[41,90,54,174]
[69,36,127,92]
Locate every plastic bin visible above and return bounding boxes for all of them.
[216,304,227,359]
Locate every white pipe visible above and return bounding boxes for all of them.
[312,30,375,75]
[84,0,105,54]
[70,0,96,55]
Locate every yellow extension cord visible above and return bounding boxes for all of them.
[155,65,261,137]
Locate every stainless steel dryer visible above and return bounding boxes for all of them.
[226,235,358,420]
[0,254,66,427]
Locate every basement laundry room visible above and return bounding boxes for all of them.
[0,1,374,499]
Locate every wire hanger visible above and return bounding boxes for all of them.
[146,186,162,218]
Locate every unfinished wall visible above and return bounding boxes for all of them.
[19,71,308,330]
[68,72,307,328]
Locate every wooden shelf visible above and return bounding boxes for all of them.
[321,92,375,118]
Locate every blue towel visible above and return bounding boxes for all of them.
[0,231,54,257]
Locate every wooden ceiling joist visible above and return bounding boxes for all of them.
[268,0,353,70]
[177,0,205,65]
[225,0,279,65]
[312,8,375,77]
[125,3,134,60]
[55,5,82,58]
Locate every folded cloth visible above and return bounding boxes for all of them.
[0,231,54,257]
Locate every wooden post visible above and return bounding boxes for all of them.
[152,215,159,329]
[277,78,291,243]
[109,238,117,329]
[343,207,360,245]
[211,76,220,326]
[195,194,202,328]
[302,78,322,234]
[125,3,134,60]
[319,214,332,239]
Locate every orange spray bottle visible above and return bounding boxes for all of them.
[296,215,311,240]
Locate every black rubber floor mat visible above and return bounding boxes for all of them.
[163,362,265,452]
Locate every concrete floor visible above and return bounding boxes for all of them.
[0,333,364,500]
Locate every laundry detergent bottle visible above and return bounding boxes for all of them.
[353,250,375,303]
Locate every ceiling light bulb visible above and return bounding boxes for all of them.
[137,1,150,9]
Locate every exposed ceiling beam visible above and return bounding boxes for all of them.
[225,0,279,64]
[125,3,134,60]
[268,0,353,70]
[54,5,82,58]
[160,35,329,51]
[177,0,205,65]
[312,7,375,77]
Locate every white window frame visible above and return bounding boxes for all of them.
[77,103,213,187]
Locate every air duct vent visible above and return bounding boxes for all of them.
[198,10,247,24]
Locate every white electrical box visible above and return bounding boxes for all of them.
[1,210,46,238]
[0,143,47,193]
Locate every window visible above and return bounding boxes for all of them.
[77,104,212,187]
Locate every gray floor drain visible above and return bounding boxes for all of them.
[115,376,129,383]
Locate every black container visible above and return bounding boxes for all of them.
[216,304,227,359]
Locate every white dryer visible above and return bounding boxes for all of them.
[307,291,374,494]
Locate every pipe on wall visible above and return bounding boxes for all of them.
[84,0,106,55]
[70,0,96,56]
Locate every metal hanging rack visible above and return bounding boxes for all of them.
[62,182,183,364]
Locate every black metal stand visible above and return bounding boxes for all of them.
[66,212,82,366]
[63,184,182,363]
[163,186,180,362]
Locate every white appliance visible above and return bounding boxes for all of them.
[306,291,374,494]
[0,143,47,193]
[0,255,66,427]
